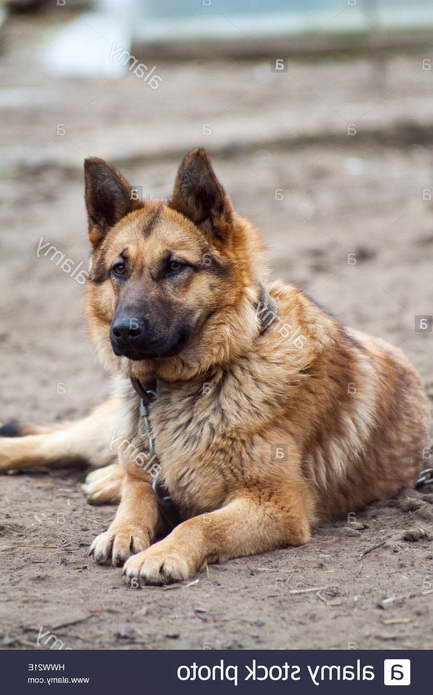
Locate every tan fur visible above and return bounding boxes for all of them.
[1,149,430,585]
[0,399,117,473]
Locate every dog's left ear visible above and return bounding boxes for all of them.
[169,148,233,242]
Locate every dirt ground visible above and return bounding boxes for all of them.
[1,14,433,651]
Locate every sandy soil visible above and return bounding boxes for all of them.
[1,15,433,651]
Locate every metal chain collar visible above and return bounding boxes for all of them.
[139,398,158,467]
[416,467,433,488]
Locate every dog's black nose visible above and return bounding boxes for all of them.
[110,315,151,359]
[111,316,146,340]
[109,311,188,361]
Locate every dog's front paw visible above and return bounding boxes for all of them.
[89,525,151,567]
[122,543,196,586]
[82,464,124,505]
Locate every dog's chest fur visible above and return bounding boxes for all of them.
[140,362,287,516]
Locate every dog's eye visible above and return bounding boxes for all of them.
[166,260,184,275]
[111,262,127,278]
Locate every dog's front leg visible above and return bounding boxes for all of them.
[89,466,160,567]
[123,485,313,585]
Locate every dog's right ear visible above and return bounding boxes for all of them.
[84,158,142,247]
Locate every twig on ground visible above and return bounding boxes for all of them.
[289,585,331,595]
[359,540,387,559]
[185,579,200,588]
[377,588,433,609]
[50,615,93,630]
[16,638,37,648]
[0,545,58,552]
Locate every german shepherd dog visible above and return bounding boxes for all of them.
[0,149,430,585]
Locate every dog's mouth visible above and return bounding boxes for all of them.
[110,327,191,361]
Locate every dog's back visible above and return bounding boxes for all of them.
[266,283,430,519]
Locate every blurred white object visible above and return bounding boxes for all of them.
[344,158,365,176]
[43,0,433,74]
[43,0,138,78]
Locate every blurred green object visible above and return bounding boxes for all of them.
[6,0,91,11]
[6,0,49,11]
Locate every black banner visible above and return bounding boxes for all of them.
[0,650,429,694]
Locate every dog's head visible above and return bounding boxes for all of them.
[84,148,265,378]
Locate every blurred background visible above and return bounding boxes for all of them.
[1,0,433,652]
[1,0,433,413]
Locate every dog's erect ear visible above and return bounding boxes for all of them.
[84,158,142,247]
[169,148,233,242]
